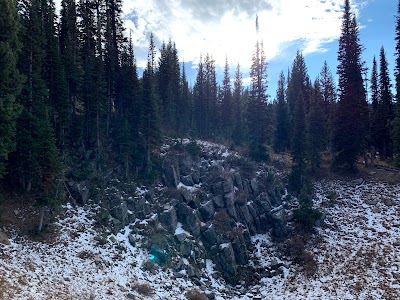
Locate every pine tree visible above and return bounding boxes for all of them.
[204,54,218,137]
[194,55,206,137]
[0,0,24,177]
[248,40,269,160]
[158,40,180,131]
[141,34,161,170]
[377,46,393,159]
[42,0,69,155]
[307,79,325,172]
[333,0,368,172]
[12,0,61,194]
[232,63,246,144]
[319,61,336,151]
[59,0,83,151]
[287,52,310,191]
[370,56,379,157]
[221,57,233,140]
[178,61,191,135]
[117,37,140,177]
[393,0,400,165]
[273,71,290,153]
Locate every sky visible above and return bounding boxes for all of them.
[119,0,397,99]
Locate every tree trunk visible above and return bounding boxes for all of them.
[38,206,45,232]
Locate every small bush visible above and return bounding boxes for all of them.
[213,209,232,234]
[249,142,270,162]
[185,140,202,157]
[285,235,317,277]
[186,289,208,300]
[293,188,322,229]
[135,283,153,296]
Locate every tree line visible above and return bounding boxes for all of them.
[1,0,400,203]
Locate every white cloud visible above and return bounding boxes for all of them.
[122,0,369,69]
[54,0,367,70]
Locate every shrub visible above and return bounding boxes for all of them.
[249,142,270,162]
[135,283,153,296]
[293,188,322,229]
[185,289,208,300]
[185,140,202,157]
[285,234,317,277]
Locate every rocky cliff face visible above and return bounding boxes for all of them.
[97,139,289,285]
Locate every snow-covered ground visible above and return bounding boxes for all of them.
[1,179,400,299]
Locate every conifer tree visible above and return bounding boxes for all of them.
[273,71,290,153]
[333,0,368,171]
[178,61,191,135]
[221,57,233,140]
[12,0,61,194]
[377,46,393,159]
[248,40,269,160]
[42,0,69,154]
[319,61,336,151]
[204,54,218,137]
[370,56,379,156]
[0,0,24,177]
[287,52,309,191]
[117,37,140,177]
[307,79,325,172]
[232,63,246,144]
[393,0,400,165]
[194,55,206,136]
[141,35,161,169]
[158,40,180,131]
[60,0,83,150]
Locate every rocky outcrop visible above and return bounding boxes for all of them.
[100,139,288,285]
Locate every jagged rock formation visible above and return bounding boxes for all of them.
[95,139,289,285]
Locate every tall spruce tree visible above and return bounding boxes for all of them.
[248,40,269,160]
[141,34,161,169]
[0,0,24,177]
[307,79,325,172]
[377,46,393,159]
[117,37,140,177]
[393,0,400,165]
[194,55,206,137]
[60,0,83,150]
[370,56,379,157]
[287,52,309,191]
[178,61,191,135]
[232,63,246,144]
[333,0,368,171]
[273,71,290,153]
[319,61,336,151]
[221,57,233,140]
[12,0,61,194]
[158,40,180,132]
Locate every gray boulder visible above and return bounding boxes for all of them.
[201,224,219,246]
[159,206,178,233]
[250,178,259,195]
[218,242,237,284]
[255,192,272,214]
[199,200,215,221]
[223,177,234,194]
[181,174,194,186]
[0,229,10,245]
[213,195,225,208]
[110,201,128,225]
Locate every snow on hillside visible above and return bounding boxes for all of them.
[1,176,400,299]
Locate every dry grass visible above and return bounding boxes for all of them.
[185,288,208,300]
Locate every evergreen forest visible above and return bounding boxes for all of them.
[1,0,400,205]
